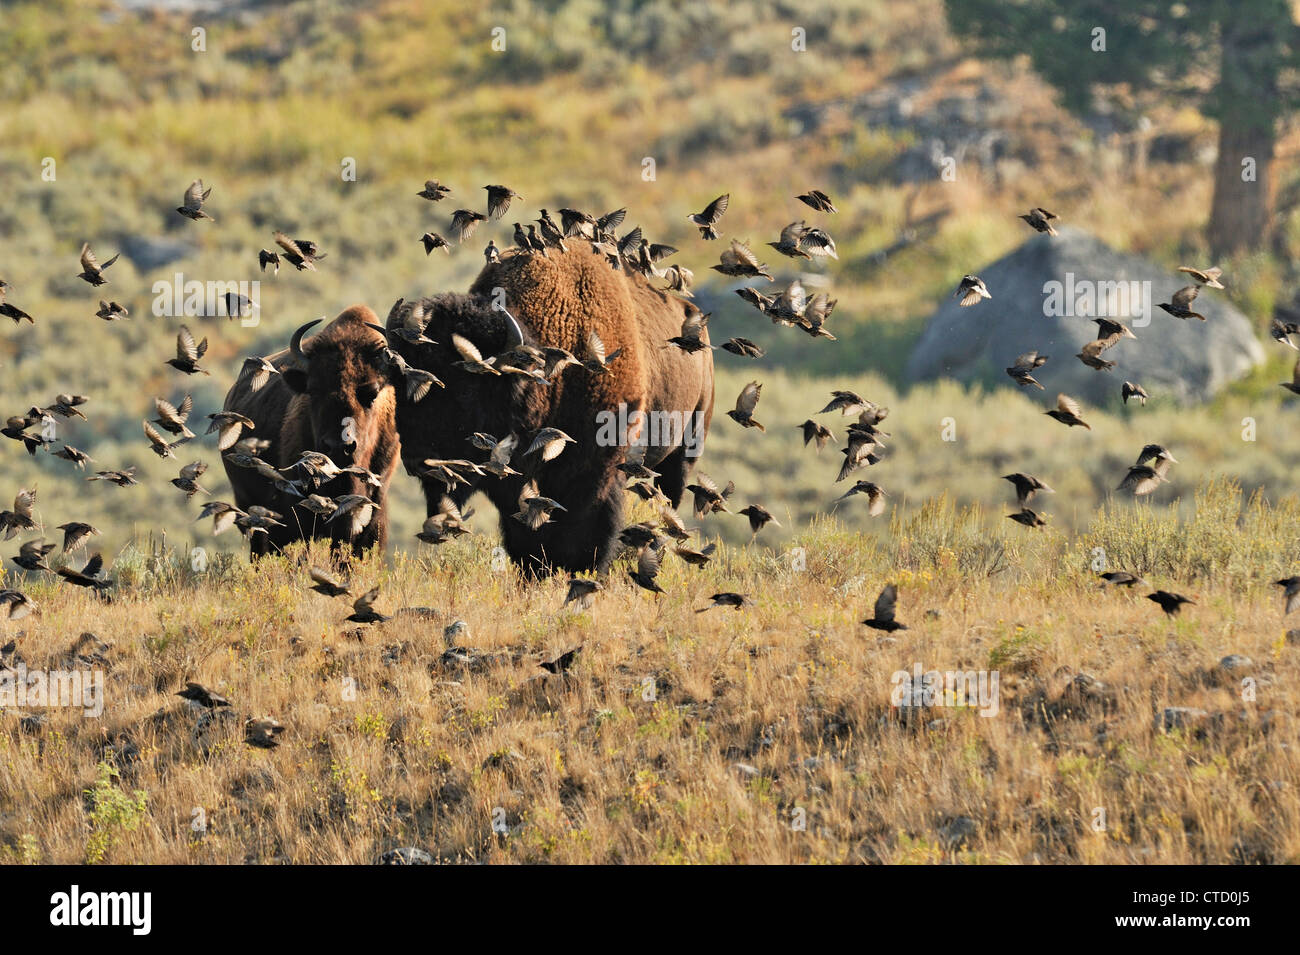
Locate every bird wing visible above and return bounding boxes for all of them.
[1056,394,1082,417]
[700,194,729,224]
[79,243,98,272]
[735,381,761,416]
[586,330,607,364]
[1171,285,1200,309]
[183,179,206,210]
[82,553,104,577]
[177,326,200,362]
[873,584,898,623]
[637,543,664,579]
[451,333,484,363]
[143,420,168,448]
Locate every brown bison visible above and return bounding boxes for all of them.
[384,247,715,575]
[221,305,400,558]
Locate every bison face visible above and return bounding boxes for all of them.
[282,316,395,466]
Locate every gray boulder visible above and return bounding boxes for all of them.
[905,227,1264,404]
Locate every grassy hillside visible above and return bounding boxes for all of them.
[2,482,1297,864]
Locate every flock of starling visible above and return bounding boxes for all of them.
[2,173,1294,755]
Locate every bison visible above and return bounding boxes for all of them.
[383,247,715,576]
[221,305,400,558]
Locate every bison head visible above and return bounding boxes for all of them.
[281,306,395,466]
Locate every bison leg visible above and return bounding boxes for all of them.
[652,443,692,509]
[495,475,624,577]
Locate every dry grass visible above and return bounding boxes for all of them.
[1,481,1297,865]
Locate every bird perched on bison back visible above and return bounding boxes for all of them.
[379,246,714,577]
[220,306,399,559]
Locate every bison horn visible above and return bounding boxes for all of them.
[289,319,322,365]
[498,306,524,353]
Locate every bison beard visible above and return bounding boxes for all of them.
[221,305,400,559]
[388,247,715,576]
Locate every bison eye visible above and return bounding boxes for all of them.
[356,381,381,407]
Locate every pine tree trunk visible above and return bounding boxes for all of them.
[1207,15,1281,258]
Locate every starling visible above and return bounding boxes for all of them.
[450,210,487,243]
[12,538,56,572]
[1045,393,1091,430]
[726,381,765,431]
[1147,590,1194,617]
[1018,207,1058,235]
[559,208,597,238]
[526,224,549,256]
[834,480,887,516]
[580,330,622,374]
[674,541,716,568]
[796,189,837,213]
[484,239,499,264]
[721,337,764,358]
[712,240,772,281]
[1003,472,1054,508]
[1274,576,1300,615]
[1177,265,1225,290]
[799,293,838,340]
[1007,508,1048,528]
[696,592,753,612]
[537,210,568,251]
[685,474,734,518]
[0,487,38,540]
[484,185,523,220]
[513,482,567,530]
[768,221,813,260]
[1093,318,1137,344]
[56,553,112,594]
[627,541,666,595]
[176,179,214,221]
[245,716,285,749]
[167,326,209,375]
[206,410,256,450]
[258,249,280,274]
[56,521,99,552]
[273,231,325,271]
[1118,455,1174,496]
[450,333,501,376]
[563,577,602,611]
[1135,444,1177,467]
[687,194,729,240]
[1122,381,1149,405]
[309,567,351,598]
[1076,339,1116,371]
[1271,318,1300,349]
[76,243,120,286]
[1,416,44,455]
[176,681,229,708]
[144,420,190,459]
[666,312,712,353]
[420,232,451,255]
[954,274,991,307]
[0,589,38,620]
[663,264,694,298]
[481,433,521,478]
[737,503,779,537]
[197,501,247,537]
[86,468,137,488]
[862,583,907,632]
[1006,351,1047,389]
[171,461,209,500]
[326,495,378,538]
[52,445,92,470]
[95,300,128,321]
[526,427,577,462]
[735,287,774,314]
[346,586,390,624]
[153,395,195,438]
[1098,571,1147,589]
[539,645,582,674]
[819,390,870,417]
[1156,286,1206,321]
[417,179,451,201]
[798,419,833,452]
[0,281,33,324]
